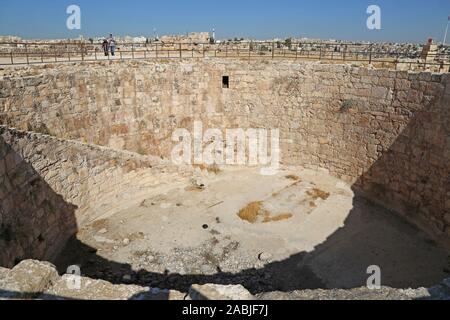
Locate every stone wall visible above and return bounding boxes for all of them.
[0,126,187,268]
[0,130,76,267]
[0,59,449,242]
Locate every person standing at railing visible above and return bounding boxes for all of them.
[108,34,116,56]
[102,39,109,56]
[109,39,116,56]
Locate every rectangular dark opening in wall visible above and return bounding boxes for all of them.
[222,76,229,89]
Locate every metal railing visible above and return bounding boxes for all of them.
[0,41,449,72]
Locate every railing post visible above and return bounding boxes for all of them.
[132,44,135,59]
[81,43,84,61]
[156,43,158,58]
[369,44,373,65]
[10,51,14,65]
[272,42,275,59]
[179,43,182,59]
[25,43,29,64]
[54,46,57,62]
[202,43,205,58]
[68,46,71,62]
[94,47,97,61]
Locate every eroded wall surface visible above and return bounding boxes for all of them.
[0,126,187,267]
[0,59,449,245]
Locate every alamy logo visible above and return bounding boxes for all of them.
[66,265,82,290]
[66,5,81,30]
[366,265,382,290]
[171,121,280,176]
[367,5,381,30]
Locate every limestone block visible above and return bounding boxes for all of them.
[371,86,388,99]
[44,275,185,300]
[189,284,255,300]
[0,260,59,299]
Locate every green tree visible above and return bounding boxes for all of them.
[284,38,292,50]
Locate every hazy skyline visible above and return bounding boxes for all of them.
[0,0,449,43]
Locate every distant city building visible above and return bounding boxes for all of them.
[160,32,211,44]
[0,35,22,43]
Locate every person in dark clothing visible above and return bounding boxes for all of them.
[102,39,109,56]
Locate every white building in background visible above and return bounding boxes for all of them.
[0,35,22,43]
[160,32,211,44]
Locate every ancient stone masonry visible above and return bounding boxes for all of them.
[0,130,76,267]
[1,60,449,247]
[0,126,189,268]
[1,260,450,300]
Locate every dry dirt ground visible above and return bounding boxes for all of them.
[56,166,450,295]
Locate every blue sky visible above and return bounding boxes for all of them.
[0,0,449,43]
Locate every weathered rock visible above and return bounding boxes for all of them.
[43,275,185,300]
[0,266,10,283]
[258,252,272,262]
[0,260,59,299]
[257,287,433,300]
[1,260,449,300]
[189,284,255,300]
